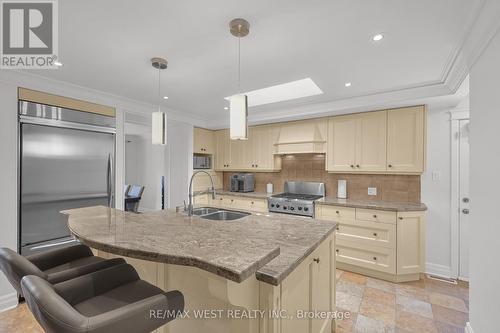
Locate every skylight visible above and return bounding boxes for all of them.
[225,78,323,107]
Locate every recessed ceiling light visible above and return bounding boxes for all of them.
[224,107,229,110]
[345,82,352,87]
[163,96,169,100]
[224,78,323,107]
[372,33,384,42]
[54,61,63,67]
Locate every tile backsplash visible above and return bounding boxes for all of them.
[223,154,421,203]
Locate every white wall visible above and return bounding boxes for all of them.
[469,28,500,333]
[421,106,454,277]
[165,120,193,208]
[0,82,19,311]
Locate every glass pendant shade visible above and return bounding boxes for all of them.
[152,111,167,145]
[229,94,248,140]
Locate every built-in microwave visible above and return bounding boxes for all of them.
[193,154,212,169]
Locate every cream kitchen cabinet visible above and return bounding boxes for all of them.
[387,106,426,173]
[215,129,232,170]
[193,127,215,154]
[316,204,425,282]
[281,233,335,333]
[397,211,426,275]
[326,111,387,173]
[196,193,269,213]
[214,126,281,172]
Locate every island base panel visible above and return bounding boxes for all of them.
[95,233,335,333]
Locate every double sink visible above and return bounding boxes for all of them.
[192,207,250,221]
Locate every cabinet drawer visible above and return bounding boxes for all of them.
[356,209,396,224]
[235,197,268,213]
[194,194,208,206]
[336,239,396,274]
[336,221,396,249]
[318,205,355,222]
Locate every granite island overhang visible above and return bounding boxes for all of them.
[62,206,338,333]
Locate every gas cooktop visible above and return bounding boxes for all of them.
[268,181,325,217]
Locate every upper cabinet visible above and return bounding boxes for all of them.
[326,106,426,174]
[327,111,387,172]
[193,127,215,154]
[214,125,281,172]
[387,106,426,173]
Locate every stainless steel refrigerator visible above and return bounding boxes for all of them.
[19,101,115,255]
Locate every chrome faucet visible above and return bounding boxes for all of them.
[187,170,216,216]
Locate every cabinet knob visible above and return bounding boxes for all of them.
[373,214,377,218]
[336,226,339,230]
[335,249,339,253]
[373,232,377,237]
[388,164,393,168]
[231,199,234,202]
[373,257,377,261]
[398,216,403,220]
[255,164,258,167]
[313,258,320,263]
[350,165,354,168]
[356,164,360,168]
[336,210,339,214]
[251,201,254,204]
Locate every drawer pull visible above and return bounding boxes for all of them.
[335,249,339,253]
[231,199,234,202]
[373,232,378,237]
[399,216,403,220]
[373,257,377,261]
[388,164,392,168]
[251,201,254,204]
[350,165,354,168]
[336,226,339,231]
[336,210,340,214]
[313,258,320,263]
[356,164,360,168]
[373,214,377,218]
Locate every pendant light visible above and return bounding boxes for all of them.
[229,18,250,140]
[151,57,168,145]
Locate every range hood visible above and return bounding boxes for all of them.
[273,118,327,154]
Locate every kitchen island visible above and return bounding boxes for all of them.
[62,206,337,333]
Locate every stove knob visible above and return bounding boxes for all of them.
[283,206,287,210]
[270,204,275,208]
[304,207,309,212]
[275,204,280,208]
[290,207,295,211]
[298,207,303,210]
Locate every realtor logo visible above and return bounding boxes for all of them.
[1,0,58,68]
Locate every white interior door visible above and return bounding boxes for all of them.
[458,119,470,279]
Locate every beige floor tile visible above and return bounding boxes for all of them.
[359,298,396,326]
[337,291,363,313]
[337,279,366,298]
[341,271,368,285]
[431,305,469,328]
[434,321,466,333]
[396,295,433,319]
[0,303,43,333]
[395,284,429,302]
[335,309,357,333]
[355,314,388,333]
[424,279,463,299]
[366,277,396,294]
[396,311,439,333]
[428,292,468,313]
[363,287,396,308]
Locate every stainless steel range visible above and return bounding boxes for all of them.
[268,181,325,217]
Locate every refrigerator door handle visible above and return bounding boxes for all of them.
[107,153,114,207]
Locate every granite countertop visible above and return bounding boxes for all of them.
[62,206,337,286]
[195,190,427,212]
[316,197,427,211]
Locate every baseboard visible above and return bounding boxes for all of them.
[425,262,452,279]
[0,292,18,313]
[465,322,474,333]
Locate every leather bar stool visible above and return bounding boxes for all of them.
[0,244,125,296]
[22,263,185,333]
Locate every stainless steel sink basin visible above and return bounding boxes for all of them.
[200,210,250,221]
[192,207,219,216]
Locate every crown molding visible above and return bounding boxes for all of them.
[0,70,207,126]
